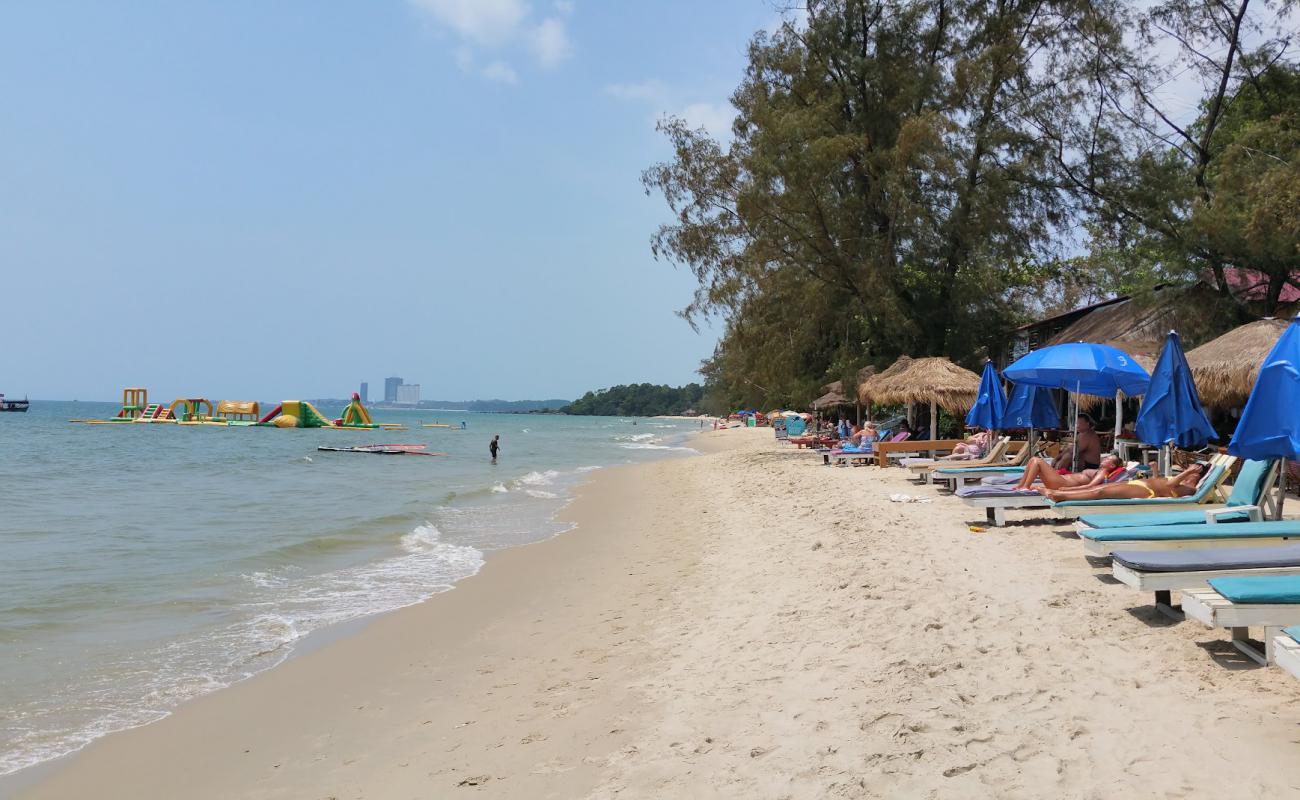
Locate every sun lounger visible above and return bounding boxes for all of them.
[1050,457,1235,519]
[907,438,1011,484]
[958,466,1142,527]
[1080,520,1300,557]
[1271,627,1300,681]
[1111,543,1300,616]
[1182,576,1300,664]
[1073,459,1277,531]
[930,444,1032,490]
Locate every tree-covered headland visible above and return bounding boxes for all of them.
[562,383,706,416]
[647,0,1299,414]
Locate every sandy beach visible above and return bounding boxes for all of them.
[16,427,1300,799]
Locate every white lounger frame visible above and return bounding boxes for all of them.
[1180,587,1300,665]
[1082,531,1300,558]
[961,495,1052,527]
[1112,563,1300,619]
[1272,632,1300,680]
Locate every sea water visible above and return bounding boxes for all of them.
[0,402,702,776]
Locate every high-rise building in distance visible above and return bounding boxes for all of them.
[395,383,420,405]
[384,377,402,403]
[359,382,368,403]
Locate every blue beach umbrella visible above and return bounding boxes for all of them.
[1134,331,1217,449]
[1229,315,1300,462]
[1003,342,1151,398]
[1003,383,1060,430]
[1005,342,1151,469]
[965,361,1008,430]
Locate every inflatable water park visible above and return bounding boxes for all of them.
[71,388,406,431]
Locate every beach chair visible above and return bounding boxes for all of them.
[907,437,1010,484]
[1181,576,1300,664]
[930,441,1033,490]
[1111,543,1300,616]
[1074,459,1279,532]
[957,465,1143,528]
[1049,455,1236,519]
[1081,520,1300,557]
[1271,627,1300,681]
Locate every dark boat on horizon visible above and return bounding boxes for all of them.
[0,394,29,412]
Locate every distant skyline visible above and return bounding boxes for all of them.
[0,2,790,401]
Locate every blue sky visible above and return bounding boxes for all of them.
[0,1,786,401]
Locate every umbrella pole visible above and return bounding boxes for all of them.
[1114,391,1123,445]
[1276,458,1288,521]
[1072,381,1080,473]
[930,401,938,441]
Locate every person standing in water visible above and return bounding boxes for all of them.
[489,435,500,463]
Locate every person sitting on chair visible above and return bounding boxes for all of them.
[1015,453,1124,492]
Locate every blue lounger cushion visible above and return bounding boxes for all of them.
[1078,509,1253,529]
[1080,521,1300,543]
[955,486,1042,499]
[1208,575,1300,604]
[1285,626,1300,643]
[1112,544,1300,573]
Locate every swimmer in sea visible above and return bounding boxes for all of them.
[489,435,500,463]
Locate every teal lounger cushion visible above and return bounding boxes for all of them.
[1078,509,1253,529]
[935,466,1025,475]
[1285,626,1300,644]
[1208,575,1300,604]
[1080,521,1300,543]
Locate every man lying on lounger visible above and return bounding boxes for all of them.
[1043,462,1207,502]
[1015,453,1123,492]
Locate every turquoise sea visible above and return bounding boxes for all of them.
[0,401,701,776]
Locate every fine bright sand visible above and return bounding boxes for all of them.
[17,427,1300,798]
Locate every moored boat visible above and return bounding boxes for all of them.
[0,393,30,412]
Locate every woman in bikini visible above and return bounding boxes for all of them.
[1016,453,1123,492]
[1042,462,1208,503]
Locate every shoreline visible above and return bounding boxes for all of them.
[11,432,731,799]
[15,426,1300,797]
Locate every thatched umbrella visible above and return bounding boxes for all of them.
[811,390,850,411]
[868,357,982,439]
[857,356,913,406]
[1186,318,1290,409]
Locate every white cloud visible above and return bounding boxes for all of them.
[530,17,572,68]
[411,0,528,45]
[605,80,735,140]
[679,102,736,140]
[409,0,573,81]
[482,61,519,84]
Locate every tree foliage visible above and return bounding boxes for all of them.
[647,0,1298,411]
[562,383,706,417]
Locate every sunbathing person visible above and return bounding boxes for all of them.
[1043,462,1208,503]
[940,430,992,461]
[1016,453,1123,492]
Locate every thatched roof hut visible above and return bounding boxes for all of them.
[1045,284,1229,365]
[1187,318,1289,409]
[857,356,913,405]
[869,357,981,412]
[865,357,981,438]
[811,389,851,410]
